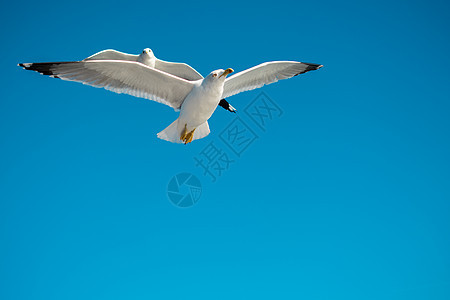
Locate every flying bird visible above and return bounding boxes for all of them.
[84,48,203,81]
[18,49,323,144]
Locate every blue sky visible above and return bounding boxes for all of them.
[1,0,450,299]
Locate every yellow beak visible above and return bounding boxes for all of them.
[219,68,234,78]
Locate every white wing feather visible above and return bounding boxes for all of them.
[155,59,203,81]
[222,61,323,98]
[84,49,203,81]
[83,49,138,61]
[19,60,194,110]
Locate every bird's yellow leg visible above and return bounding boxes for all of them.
[180,124,196,144]
[180,124,188,141]
[186,128,196,144]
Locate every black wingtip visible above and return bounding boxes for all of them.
[219,99,237,113]
[295,63,324,76]
[306,63,324,70]
[18,62,61,78]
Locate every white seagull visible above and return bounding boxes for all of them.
[19,49,323,144]
[83,48,204,81]
[83,48,236,113]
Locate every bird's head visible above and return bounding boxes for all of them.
[202,68,234,92]
[143,48,153,54]
[207,68,234,82]
[138,48,156,67]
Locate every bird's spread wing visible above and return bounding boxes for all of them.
[83,49,138,62]
[18,60,194,110]
[155,59,203,81]
[222,61,323,98]
[84,50,203,81]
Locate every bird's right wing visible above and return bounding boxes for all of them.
[18,60,194,110]
[222,61,323,98]
[83,49,138,62]
[155,59,203,81]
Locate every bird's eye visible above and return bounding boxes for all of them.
[212,73,217,77]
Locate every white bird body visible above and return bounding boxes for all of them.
[19,48,323,144]
[180,76,223,129]
[158,69,229,144]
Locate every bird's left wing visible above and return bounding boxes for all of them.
[18,60,194,110]
[155,59,203,81]
[83,49,138,61]
[222,61,323,98]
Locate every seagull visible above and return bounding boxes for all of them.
[83,48,236,113]
[84,48,203,81]
[18,51,323,144]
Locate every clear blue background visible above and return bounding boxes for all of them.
[1,0,449,299]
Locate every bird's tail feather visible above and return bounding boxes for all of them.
[157,119,183,143]
[157,118,210,144]
[193,121,210,141]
